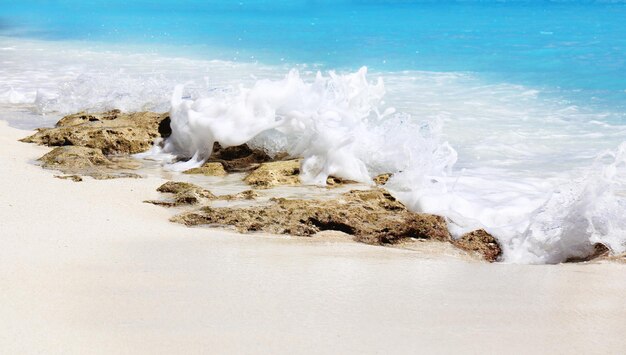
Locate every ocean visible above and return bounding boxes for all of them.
[1,0,626,263]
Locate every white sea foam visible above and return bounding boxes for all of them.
[146,67,626,263]
[150,67,404,184]
[509,144,626,263]
[3,36,626,263]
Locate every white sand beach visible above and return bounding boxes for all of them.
[1,119,625,354]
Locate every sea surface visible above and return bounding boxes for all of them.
[2,0,626,263]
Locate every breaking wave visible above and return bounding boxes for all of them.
[142,68,626,263]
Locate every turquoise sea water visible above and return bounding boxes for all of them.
[2,1,626,263]
[4,1,626,92]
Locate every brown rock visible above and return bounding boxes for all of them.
[170,188,450,245]
[147,182,260,206]
[21,110,170,155]
[242,159,355,189]
[373,173,392,186]
[38,146,141,180]
[219,190,260,201]
[154,181,217,206]
[565,243,611,263]
[243,160,301,189]
[208,143,272,172]
[454,229,502,262]
[183,162,227,176]
[325,176,356,187]
[39,146,112,169]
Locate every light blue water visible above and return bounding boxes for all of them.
[3,1,626,99]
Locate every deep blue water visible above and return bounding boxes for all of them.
[2,1,626,103]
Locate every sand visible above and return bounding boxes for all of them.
[0,120,625,354]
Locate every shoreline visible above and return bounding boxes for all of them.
[2,119,626,353]
[18,109,619,263]
[20,109,504,262]
[4,34,626,264]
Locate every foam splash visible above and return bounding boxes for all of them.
[387,137,626,264]
[151,67,418,184]
[509,143,626,263]
[148,67,626,264]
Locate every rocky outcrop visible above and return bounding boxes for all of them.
[208,143,273,172]
[565,243,611,263]
[325,176,357,187]
[22,110,171,180]
[373,173,392,186]
[21,110,170,155]
[152,181,218,206]
[23,110,509,263]
[38,146,141,180]
[146,181,259,206]
[453,229,502,262]
[219,189,260,201]
[183,162,227,176]
[243,159,356,189]
[243,160,301,188]
[170,188,451,245]
[40,146,112,168]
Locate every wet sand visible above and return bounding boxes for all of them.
[1,120,625,354]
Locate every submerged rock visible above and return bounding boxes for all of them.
[325,176,357,187]
[209,143,273,172]
[147,181,260,206]
[453,229,502,262]
[38,146,141,180]
[219,189,260,201]
[171,188,451,245]
[243,159,355,189]
[183,162,228,177]
[40,146,112,169]
[153,181,217,206]
[373,173,392,186]
[21,110,170,155]
[565,243,611,263]
[243,159,301,188]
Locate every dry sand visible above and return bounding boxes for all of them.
[1,120,625,354]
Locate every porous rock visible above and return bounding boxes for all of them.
[153,181,217,206]
[243,159,357,189]
[40,146,112,169]
[208,143,273,172]
[243,160,301,188]
[147,181,259,206]
[171,188,451,245]
[373,173,392,186]
[183,162,227,176]
[219,190,260,201]
[325,176,356,187]
[21,110,170,155]
[454,229,502,262]
[38,146,140,180]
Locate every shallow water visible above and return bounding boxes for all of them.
[1,1,626,263]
